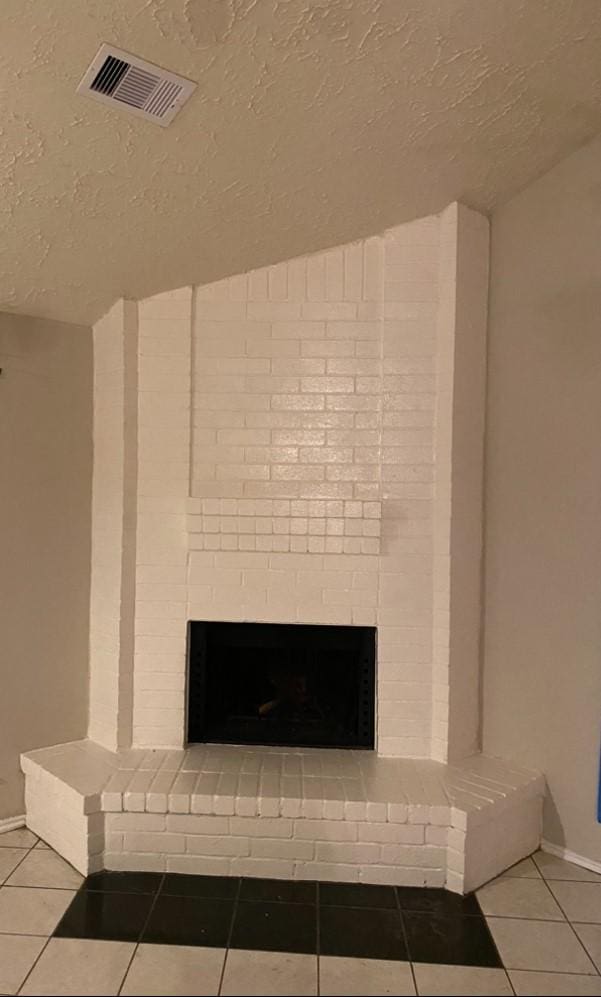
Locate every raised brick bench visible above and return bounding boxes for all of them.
[22,740,543,894]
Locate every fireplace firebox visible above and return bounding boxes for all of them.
[187,622,376,749]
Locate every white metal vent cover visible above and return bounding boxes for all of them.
[77,44,196,126]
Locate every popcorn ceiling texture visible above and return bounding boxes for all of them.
[2,0,601,325]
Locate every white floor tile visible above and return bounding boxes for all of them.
[34,840,51,849]
[120,943,225,996]
[0,848,28,885]
[487,917,597,974]
[548,882,601,923]
[0,828,37,849]
[574,923,601,972]
[0,886,75,936]
[413,963,513,996]
[533,852,601,883]
[19,938,134,996]
[319,955,415,995]
[509,969,601,995]
[0,934,45,994]
[6,850,83,890]
[477,878,564,919]
[221,949,317,996]
[502,857,541,879]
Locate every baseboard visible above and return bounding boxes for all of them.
[0,814,26,834]
[541,838,601,876]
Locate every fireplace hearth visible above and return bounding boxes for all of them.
[187,622,376,749]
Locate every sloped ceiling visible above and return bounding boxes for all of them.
[2,0,601,325]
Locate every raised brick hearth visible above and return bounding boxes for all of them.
[22,741,542,893]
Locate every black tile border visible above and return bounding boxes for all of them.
[51,871,504,967]
[319,881,398,909]
[230,898,317,954]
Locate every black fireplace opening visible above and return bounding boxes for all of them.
[187,621,376,749]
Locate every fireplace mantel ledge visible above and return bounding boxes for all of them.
[21,739,544,894]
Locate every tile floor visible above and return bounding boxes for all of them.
[0,828,600,995]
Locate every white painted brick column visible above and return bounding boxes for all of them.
[89,299,138,751]
[432,204,489,762]
[132,288,193,748]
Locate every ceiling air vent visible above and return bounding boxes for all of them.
[77,44,196,126]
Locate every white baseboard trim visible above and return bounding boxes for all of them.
[0,815,26,834]
[541,838,601,876]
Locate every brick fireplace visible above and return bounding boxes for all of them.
[21,202,544,892]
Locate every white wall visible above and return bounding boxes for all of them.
[0,312,92,818]
[483,135,601,862]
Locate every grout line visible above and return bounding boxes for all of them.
[537,873,601,976]
[394,885,418,994]
[2,884,82,892]
[0,930,60,939]
[316,881,321,996]
[505,967,601,977]
[217,876,241,996]
[16,935,52,995]
[137,872,165,941]
[0,839,37,886]
[483,912,569,921]
[117,942,139,997]
[13,838,56,996]
[115,871,167,995]
[504,967,517,997]
[570,927,601,979]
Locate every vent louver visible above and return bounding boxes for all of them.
[77,44,196,126]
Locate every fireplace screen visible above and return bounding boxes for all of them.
[187,622,376,749]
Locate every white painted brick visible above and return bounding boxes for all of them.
[365,803,388,822]
[122,832,185,853]
[167,855,232,876]
[251,838,315,861]
[229,817,293,838]
[426,826,448,846]
[358,823,424,844]
[108,813,166,832]
[166,815,229,834]
[388,804,409,823]
[300,862,360,882]
[294,820,358,841]
[380,844,446,867]
[315,842,380,864]
[230,857,295,879]
[186,835,249,856]
[106,852,166,872]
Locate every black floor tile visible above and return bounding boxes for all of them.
[240,878,317,905]
[82,871,163,894]
[143,894,235,948]
[54,890,153,942]
[319,905,407,961]
[403,912,502,967]
[319,881,397,909]
[396,886,482,917]
[161,873,239,899]
[230,900,317,954]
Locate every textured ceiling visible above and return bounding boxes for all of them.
[2,0,601,325]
